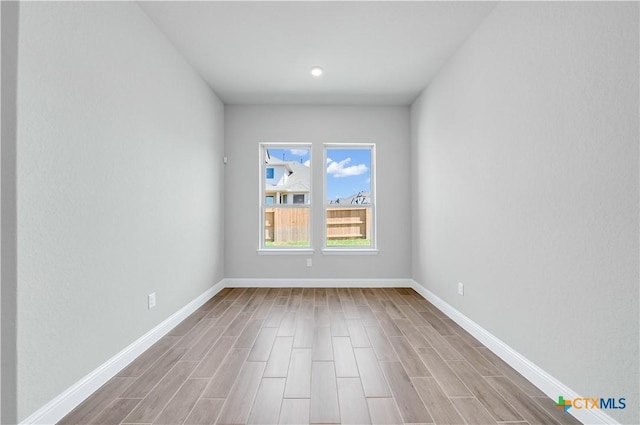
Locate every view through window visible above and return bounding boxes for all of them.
[261,145,311,248]
[325,145,375,248]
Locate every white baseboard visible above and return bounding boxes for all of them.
[409,279,620,425]
[20,281,225,425]
[222,277,412,288]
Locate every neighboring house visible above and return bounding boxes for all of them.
[329,191,370,205]
[264,152,310,205]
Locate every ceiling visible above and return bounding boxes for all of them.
[139,1,497,105]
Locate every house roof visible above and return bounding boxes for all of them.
[265,157,310,193]
[329,191,370,205]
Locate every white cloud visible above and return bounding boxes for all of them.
[289,149,308,156]
[326,157,368,178]
[326,157,332,164]
[303,159,310,167]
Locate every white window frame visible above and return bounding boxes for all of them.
[323,143,378,255]
[258,142,313,255]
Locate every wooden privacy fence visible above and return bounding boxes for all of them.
[265,207,370,243]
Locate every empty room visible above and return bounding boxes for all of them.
[1,1,638,425]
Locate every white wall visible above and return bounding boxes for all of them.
[15,2,225,421]
[225,105,411,279]
[411,2,638,423]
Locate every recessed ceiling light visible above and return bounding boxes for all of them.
[310,66,323,77]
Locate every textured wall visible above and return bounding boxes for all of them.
[224,105,411,280]
[16,2,225,420]
[411,2,638,423]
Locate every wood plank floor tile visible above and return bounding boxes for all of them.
[264,306,286,327]
[152,378,208,425]
[117,336,180,378]
[235,319,264,348]
[341,299,360,319]
[418,325,464,361]
[389,336,431,377]
[394,319,431,348]
[485,376,560,425]
[243,291,266,313]
[310,362,340,424]
[349,288,367,305]
[357,305,378,327]
[205,301,232,320]
[265,336,294,377]
[278,311,298,337]
[175,319,216,349]
[279,399,310,425]
[253,298,276,320]
[333,337,359,377]
[450,397,497,424]
[202,348,250,398]
[121,348,187,398]
[190,336,235,378]
[418,310,455,336]
[123,361,197,423]
[412,377,466,425]
[182,326,226,362]
[346,319,371,347]
[213,305,244,329]
[294,318,315,348]
[365,326,399,361]
[380,299,406,320]
[88,398,141,425]
[337,378,371,425]
[330,311,350,337]
[379,361,432,424]
[63,288,566,425]
[446,361,522,422]
[314,306,330,327]
[366,398,403,425]
[312,327,334,361]
[184,399,224,425]
[314,288,327,306]
[248,378,286,425]
[475,347,546,397]
[284,348,313,398]
[353,347,391,397]
[223,312,253,337]
[168,311,207,336]
[59,377,135,425]
[373,311,402,337]
[248,327,278,361]
[444,335,500,376]
[216,361,266,425]
[414,348,471,397]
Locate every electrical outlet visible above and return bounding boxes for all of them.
[148,292,156,309]
[306,258,312,267]
[457,282,464,296]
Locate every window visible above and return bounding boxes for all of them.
[324,144,375,249]
[260,144,311,250]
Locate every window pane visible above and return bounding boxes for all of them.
[264,148,311,206]
[265,196,274,205]
[293,194,305,204]
[264,207,310,247]
[326,207,371,247]
[326,148,371,205]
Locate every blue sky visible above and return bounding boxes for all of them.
[326,148,371,201]
[265,147,371,201]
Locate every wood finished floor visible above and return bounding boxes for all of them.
[58,288,582,425]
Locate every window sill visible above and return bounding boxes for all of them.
[257,248,315,256]
[322,248,379,256]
